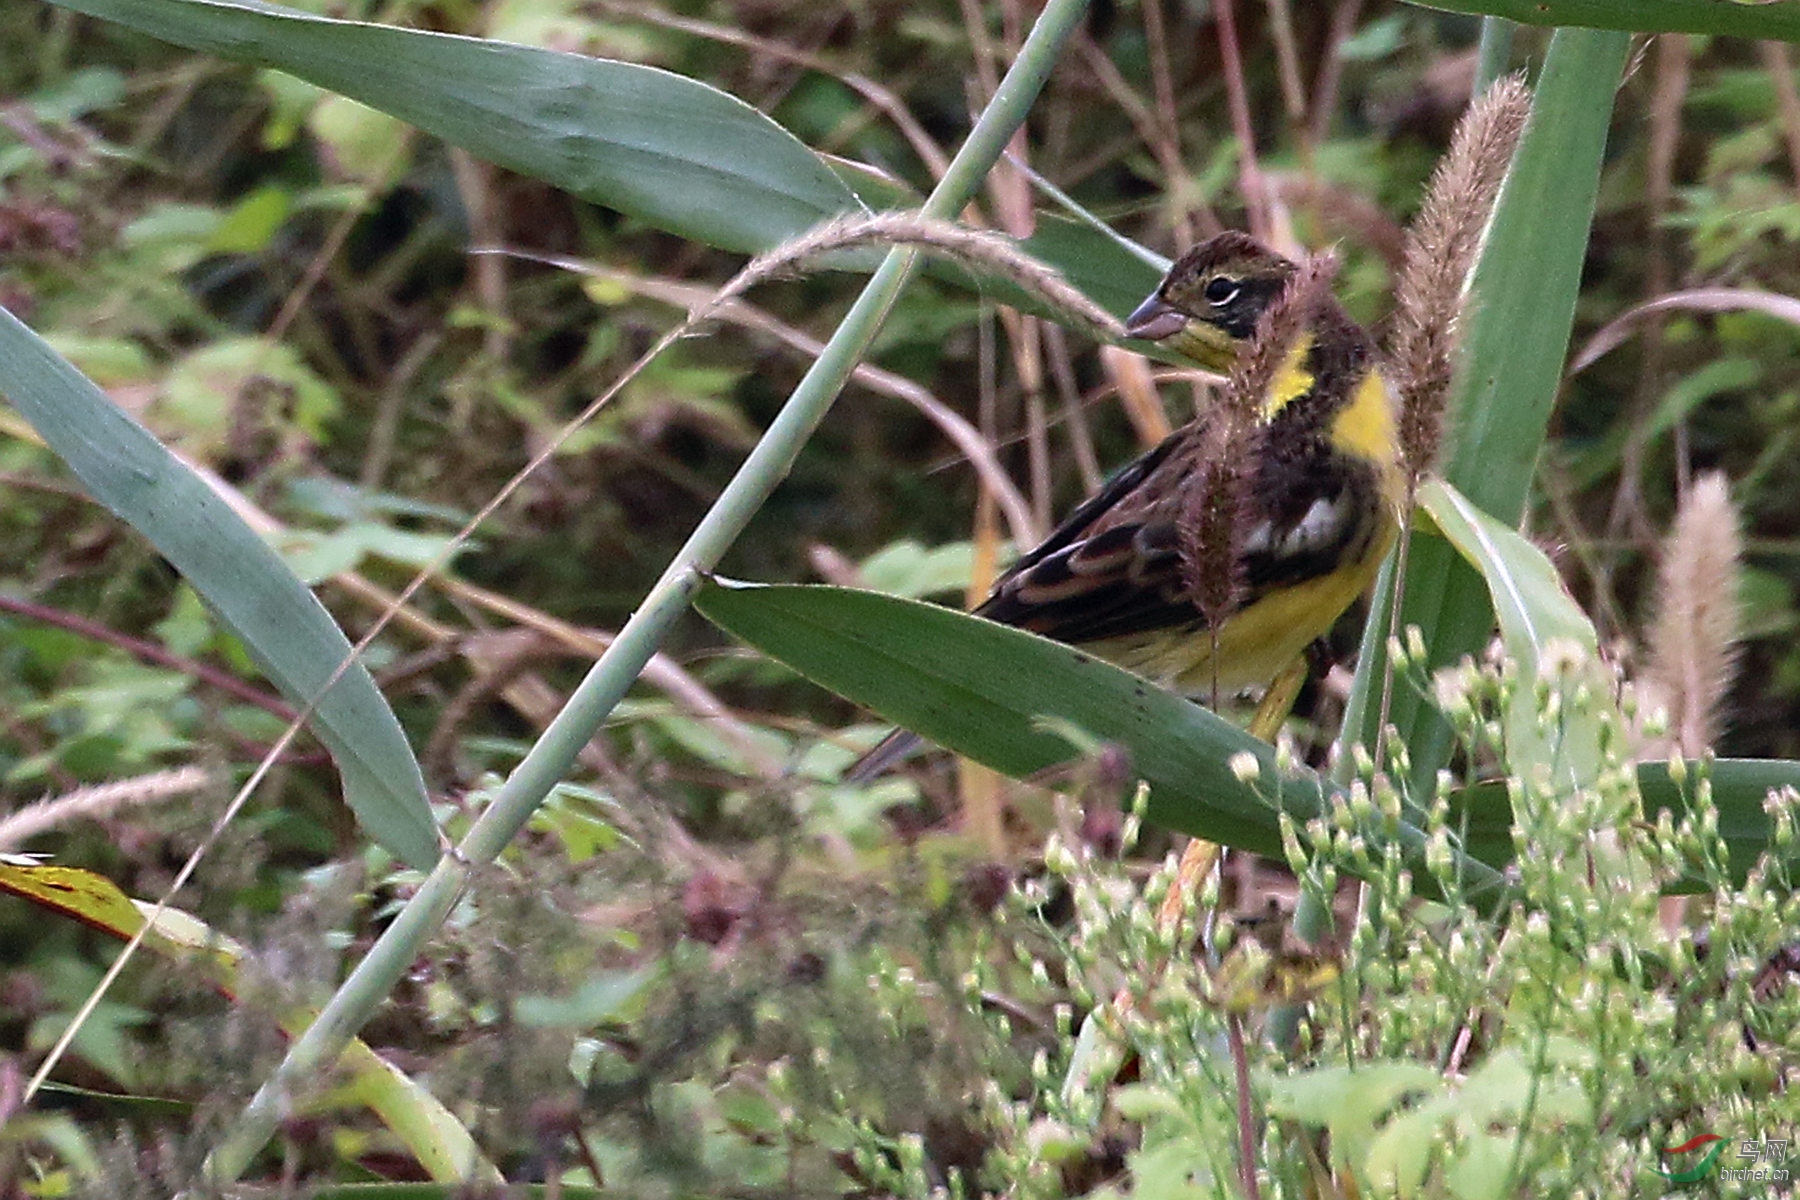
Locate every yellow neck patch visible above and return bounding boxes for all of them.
[1259,334,1398,479]
[1262,334,1316,419]
[1330,369,1399,470]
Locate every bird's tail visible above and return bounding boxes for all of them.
[844,728,924,782]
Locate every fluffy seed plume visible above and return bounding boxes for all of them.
[1388,75,1532,487]
[0,766,215,849]
[1179,253,1340,653]
[1642,471,1743,755]
[698,211,1123,343]
[1178,425,1251,642]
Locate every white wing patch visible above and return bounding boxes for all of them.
[1284,496,1346,553]
[1253,496,1348,557]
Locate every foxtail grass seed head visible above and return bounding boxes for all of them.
[1642,471,1743,757]
[0,766,216,849]
[1178,427,1253,633]
[1388,75,1531,486]
[1179,252,1340,632]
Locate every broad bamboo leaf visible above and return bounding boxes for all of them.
[695,578,1506,897]
[51,0,859,254]
[0,308,437,869]
[58,1,1170,342]
[1022,215,1166,323]
[1411,0,1800,41]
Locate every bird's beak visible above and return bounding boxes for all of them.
[1125,294,1187,341]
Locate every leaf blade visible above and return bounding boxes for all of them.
[51,0,859,254]
[1409,0,1800,42]
[695,578,1506,895]
[0,307,437,869]
[1420,478,1614,794]
[1451,759,1800,888]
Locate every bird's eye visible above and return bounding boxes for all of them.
[1203,277,1240,306]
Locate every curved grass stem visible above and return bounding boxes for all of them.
[203,0,1093,1182]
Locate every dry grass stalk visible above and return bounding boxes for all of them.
[703,211,1123,344]
[1388,75,1532,486]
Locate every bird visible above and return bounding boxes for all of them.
[846,231,1402,781]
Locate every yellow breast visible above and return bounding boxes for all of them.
[1087,510,1398,698]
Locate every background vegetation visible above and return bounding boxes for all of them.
[1,0,1798,1195]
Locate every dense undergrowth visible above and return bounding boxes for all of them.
[2,0,1800,1195]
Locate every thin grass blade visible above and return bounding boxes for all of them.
[1411,0,1800,41]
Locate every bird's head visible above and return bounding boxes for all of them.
[1125,232,1298,374]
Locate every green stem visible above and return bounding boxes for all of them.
[1299,23,1628,985]
[1475,17,1516,90]
[205,0,1091,1182]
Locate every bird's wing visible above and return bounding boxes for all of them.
[1238,437,1387,600]
[976,426,1202,644]
[978,420,1383,646]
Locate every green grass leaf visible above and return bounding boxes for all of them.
[1409,0,1800,41]
[0,307,437,870]
[1451,759,1800,889]
[51,0,859,254]
[55,0,1170,336]
[1420,478,1614,795]
[1021,213,1165,322]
